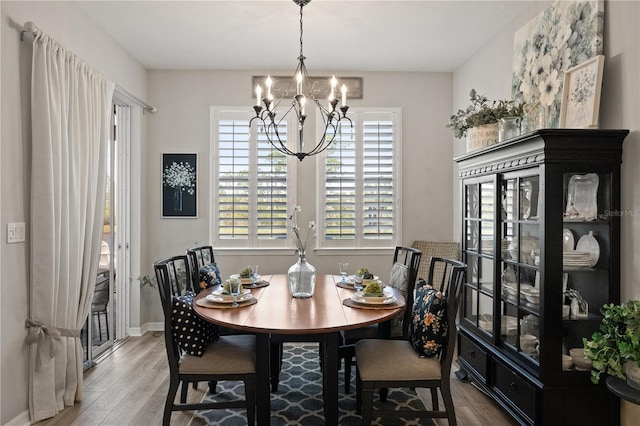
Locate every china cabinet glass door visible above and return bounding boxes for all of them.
[462,177,496,338]
[499,171,541,365]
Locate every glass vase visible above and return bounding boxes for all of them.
[288,252,316,298]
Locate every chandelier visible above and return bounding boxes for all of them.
[250,0,352,161]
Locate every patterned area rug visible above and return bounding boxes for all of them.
[192,343,435,425]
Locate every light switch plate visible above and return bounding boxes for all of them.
[7,222,26,243]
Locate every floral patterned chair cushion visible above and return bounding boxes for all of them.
[198,263,221,293]
[409,279,448,358]
[171,291,218,356]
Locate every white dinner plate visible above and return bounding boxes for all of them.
[562,229,575,251]
[230,274,261,284]
[576,232,600,267]
[206,288,251,303]
[351,289,396,305]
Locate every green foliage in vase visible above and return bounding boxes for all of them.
[583,300,640,384]
[446,89,524,139]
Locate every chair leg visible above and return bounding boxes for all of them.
[344,356,352,393]
[355,368,362,414]
[431,387,439,410]
[180,381,188,403]
[270,341,282,392]
[163,378,179,426]
[244,377,256,425]
[208,381,217,394]
[361,386,374,425]
[380,387,388,402]
[105,311,109,340]
[441,383,457,426]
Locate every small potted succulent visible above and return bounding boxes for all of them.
[447,89,523,151]
[582,300,640,389]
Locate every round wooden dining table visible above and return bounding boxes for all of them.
[193,273,406,425]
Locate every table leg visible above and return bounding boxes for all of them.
[256,333,270,425]
[321,332,339,424]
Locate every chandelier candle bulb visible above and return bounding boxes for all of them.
[297,72,303,95]
[341,84,347,106]
[255,85,262,107]
[266,75,273,98]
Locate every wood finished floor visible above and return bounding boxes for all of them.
[36,332,517,425]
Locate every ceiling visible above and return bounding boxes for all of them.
[74,0,532,73]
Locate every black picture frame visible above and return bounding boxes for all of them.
[161,153,197,218]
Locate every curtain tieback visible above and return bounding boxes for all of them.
[25,319,81,371]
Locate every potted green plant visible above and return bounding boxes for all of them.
[582,300,640,389]
[446,89,523,151]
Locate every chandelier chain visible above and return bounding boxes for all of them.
[299,4,304,59]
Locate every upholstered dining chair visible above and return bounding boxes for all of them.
[354,257,466,425]
[338,246,422,393]
[154,256,257,426]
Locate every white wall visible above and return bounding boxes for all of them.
[0,1,148,422]
[451,0,640,301]
[145,69,455,322]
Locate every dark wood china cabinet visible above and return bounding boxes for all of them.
[454,129,629,425]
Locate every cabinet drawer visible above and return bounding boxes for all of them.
[493,360,537,423]
[458,334,488,382]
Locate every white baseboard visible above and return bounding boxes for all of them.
[128,322,163,336]
[5,409,30,426]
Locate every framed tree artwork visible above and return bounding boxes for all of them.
[162,153,197,218]
[559,55,605,128]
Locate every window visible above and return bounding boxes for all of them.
[210,108,296,248]
[318,108,401,249]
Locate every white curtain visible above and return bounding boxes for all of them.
[27,29,114,422]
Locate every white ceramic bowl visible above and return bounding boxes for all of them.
[562,354,573,370]
[569,348,593,370]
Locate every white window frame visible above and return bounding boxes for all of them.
[316,107,402,252]
[209,107,297,250]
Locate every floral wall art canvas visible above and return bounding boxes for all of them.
[162,153,197,218]
[511,0,604,128]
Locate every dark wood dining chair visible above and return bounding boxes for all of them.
[354,257,467,425]
[186,245,216,291]
[91,274,110,341]
[339,246,422,393]
[154,256,256,426]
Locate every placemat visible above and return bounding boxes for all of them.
[243,279,270,289]
[336,281,356,290]
[342,298,405,310]
[195,297,258,309]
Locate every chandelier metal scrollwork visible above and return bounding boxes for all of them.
[250,0,352,161]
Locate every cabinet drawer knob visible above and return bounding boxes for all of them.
[467,350,475,358]
[508,381,518,393]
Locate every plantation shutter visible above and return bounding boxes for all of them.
[362,120,394,240]
[256,126,288,240]
[320,109,399,248]
[216,114,289,244]
[324,124,357,240]
[218,119,250,239]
